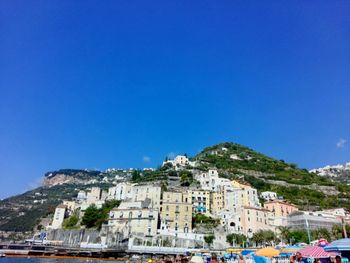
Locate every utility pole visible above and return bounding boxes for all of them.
[305,219,311,244]
[342,218,348,238]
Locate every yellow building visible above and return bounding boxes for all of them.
[131,185,161,209]
[210,190,225,215]
[231,180,260,207]
[160,191,192,233]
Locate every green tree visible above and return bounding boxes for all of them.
[179,170,193,186]
[131,170,142,181]
[226,233,247,247]
[277,226,291,245]
[204,235,215,248]
[252,230,276,246]
[63,214,79,229]
[81,205,101,228]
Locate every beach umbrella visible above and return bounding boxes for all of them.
[325,238,350,252]
[318,239,330,247]
[298,246,338,258]
[281,245,302,254]
[241,249,254,256]
[190,256,204,263]
[253,255,268,263]
[255,247,280,257]
[226,248,242,253]
[279,252,293,257]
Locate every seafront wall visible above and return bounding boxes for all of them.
[47,229,101,247]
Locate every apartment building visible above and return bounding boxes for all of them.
[160,191,192,233]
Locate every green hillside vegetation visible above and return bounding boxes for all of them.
[194,142,334,186]
[194,142,350,210]
[0,182,113,232]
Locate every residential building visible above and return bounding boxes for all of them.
[211,190,226,215]
[107,182,133,201]
[196,170,232,191]
[264,200,298,217]
[240,206,273,236]
[187,190,211,215]
[264,200,298,227]
[261,191,278,201]
[86,187,102,204]
[162,155,194,168]
[108,198,159,238]
[130,185,161,209]
[160,191,192,233]
[231,180,260,207]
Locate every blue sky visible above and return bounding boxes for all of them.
[0,1,349,199]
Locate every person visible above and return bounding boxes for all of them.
[220,257,225,263]
[238,255,245,263]
[335,256,342,263]
[314,258,321,263]
[295,252,306,263]
[210,254,218,263]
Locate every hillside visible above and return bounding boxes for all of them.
[193,142,350,210]
[0,168,131,233]
[1,142,349,234]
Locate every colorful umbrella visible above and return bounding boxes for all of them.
[325,238,350,252]
[298,246,338,258]
[241,249,254,256]
[255,247,280,257]
[281,245,302,254]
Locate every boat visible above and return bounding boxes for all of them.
[0,253,6,257]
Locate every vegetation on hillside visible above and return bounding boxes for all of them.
[81,200,120,229]
[194,142,350,210]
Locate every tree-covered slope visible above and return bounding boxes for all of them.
[193,142,350,210]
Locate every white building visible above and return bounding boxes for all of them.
[195,169,232,192]
[108,198,159,238]
[162,155,195,168]
[261,191,278,201]
[107,182,133,201]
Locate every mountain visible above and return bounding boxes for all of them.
[310,162,350,183]
[0,168,132,235]
[0,142,349,235]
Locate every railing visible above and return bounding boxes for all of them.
[127,245,198,254]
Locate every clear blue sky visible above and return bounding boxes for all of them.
[1,1,349,199]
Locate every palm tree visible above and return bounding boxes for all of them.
[277,226,291,245]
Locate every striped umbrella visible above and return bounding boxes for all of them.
[298,246,338,258]
[325,238,350,252]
